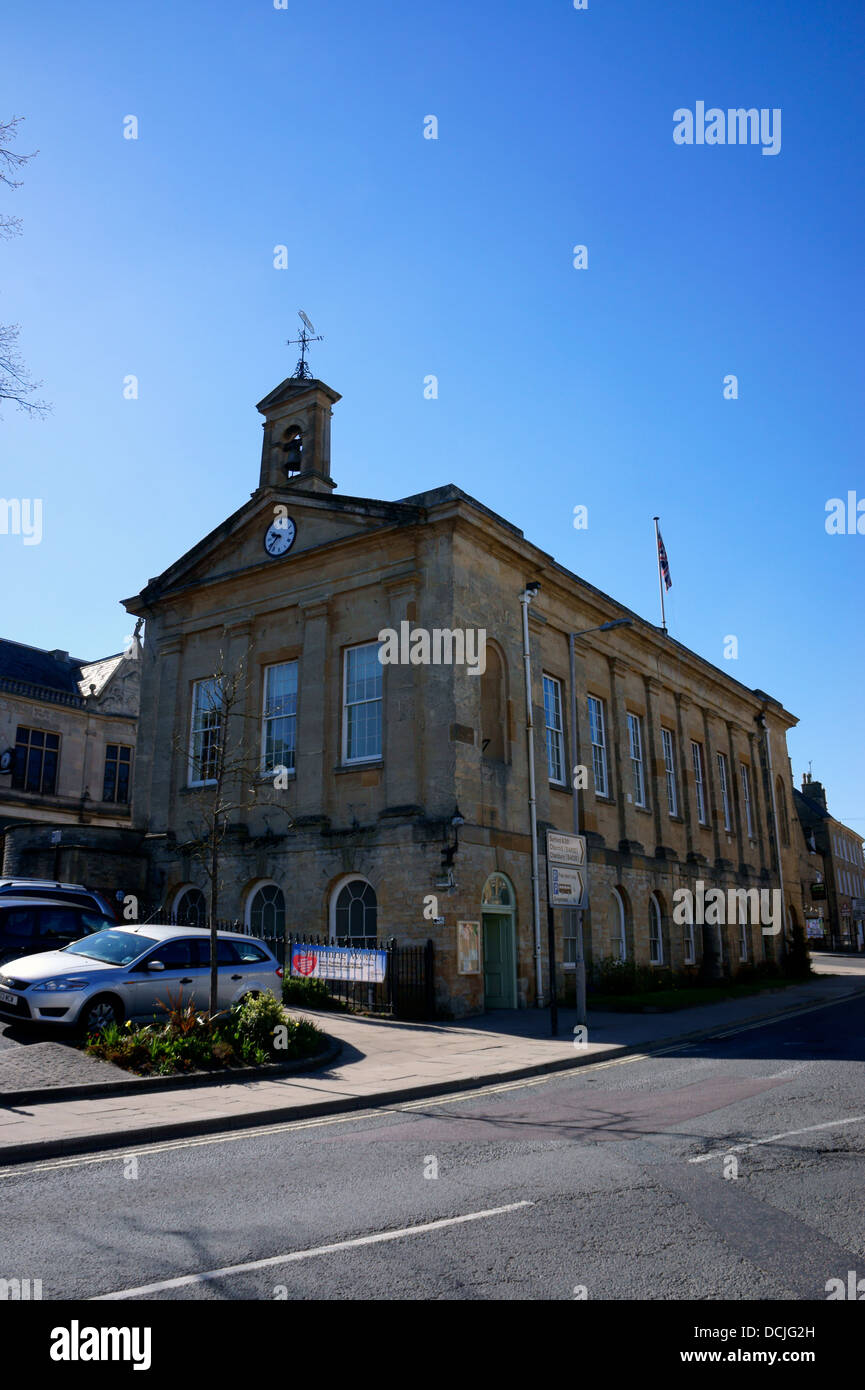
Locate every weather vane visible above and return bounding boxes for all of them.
[287,310,322,380]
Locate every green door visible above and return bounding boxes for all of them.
[483,912,516,1009]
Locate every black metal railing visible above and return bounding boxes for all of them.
[279,933,435,1021]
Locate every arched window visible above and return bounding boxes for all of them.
[247,883,286,938]
[776,776,790,847]
[174,885,207,928]
[611,888,627,961]
[480,643,506,762]
[649,893,664,965]
[333,878,377,944]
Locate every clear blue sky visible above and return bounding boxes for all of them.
[2,0,863,826]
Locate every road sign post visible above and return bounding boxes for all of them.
[545,831,588,1036]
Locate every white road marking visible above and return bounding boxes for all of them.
[689,1114,865,1163]
[1,990,859,1178]
[710,993,864,1039]
[90,1201,534,1300]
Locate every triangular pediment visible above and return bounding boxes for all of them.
[125,488,424,610]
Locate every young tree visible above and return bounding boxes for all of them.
[0,115,48,416]
[174,648,293,1014]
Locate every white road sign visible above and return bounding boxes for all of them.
[546,831,586,867]
[548,864,587,908]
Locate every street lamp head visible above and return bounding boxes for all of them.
[599,619,632,631]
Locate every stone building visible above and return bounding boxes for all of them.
[122,370,805,1016]
[0,637,141,892]
[794,774,865,951]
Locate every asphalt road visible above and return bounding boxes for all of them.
[2,993,864,1301]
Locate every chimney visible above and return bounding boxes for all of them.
[802,774,827,808]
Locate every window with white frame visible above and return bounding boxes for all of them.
[683,913,696,966]
[649,894,663,964]
[691,741,707,824]
[627,713,646,807]
[661,727,678,816]
[588,696,608,797]
[262,661,298,774]
[247,883,286,938]
[717,752,732,830]
[343,642,383,763]
[543,675,566,785]
[611,888,627,961]
[740,763,754,838]
[189,678,222,785]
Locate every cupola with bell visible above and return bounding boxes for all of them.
[255,313,340,494]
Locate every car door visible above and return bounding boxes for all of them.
[196,937,246,1011]
[231,938,278,1001]
[0,907,39,967]
[127,937,207,1021]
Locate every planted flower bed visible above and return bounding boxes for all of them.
[83,988,325,1076]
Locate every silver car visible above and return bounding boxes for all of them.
[0,924,283,1033]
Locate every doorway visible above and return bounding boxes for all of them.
[482,872,517,1009]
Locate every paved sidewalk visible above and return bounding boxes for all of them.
[1,971,863,1165]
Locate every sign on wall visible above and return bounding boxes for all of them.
[548,865,587,908]
[547,832,586,868]
[290,944,387,983]
[457,920,481,975]
[546,830,589,908]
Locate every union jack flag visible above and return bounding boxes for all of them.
[657,529,672,590]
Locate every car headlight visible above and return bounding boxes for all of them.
[41,978,90,991]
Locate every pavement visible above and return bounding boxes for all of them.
[0,952,863,1165]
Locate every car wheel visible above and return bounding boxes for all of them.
[80,995,123,1035]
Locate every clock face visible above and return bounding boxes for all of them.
[263,516,296,557]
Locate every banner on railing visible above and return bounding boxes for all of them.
[290,944,388,983]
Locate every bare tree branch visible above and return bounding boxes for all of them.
[0,115,48,419]
[0,322,48,416]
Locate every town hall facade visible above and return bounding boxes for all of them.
[118,367,805,1016]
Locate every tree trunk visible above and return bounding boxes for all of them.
[209,823,219,1015]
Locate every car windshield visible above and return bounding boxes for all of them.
[63,930,157,965]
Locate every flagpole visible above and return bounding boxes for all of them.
[653,516,667,634]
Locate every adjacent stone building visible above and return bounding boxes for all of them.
[794,774,865,951]
[123,371,805,1015]
[0,637,141,892]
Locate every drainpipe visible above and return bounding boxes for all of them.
[568,633,587,1027]
[520,583,544,1005]
[757,710,788,963]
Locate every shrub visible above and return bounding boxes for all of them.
[591,956,674,996]
[227,990,287,1054]
[82,987,324,1075]
[282,976,345,1010]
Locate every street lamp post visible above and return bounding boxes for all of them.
[568,619,632,1026]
